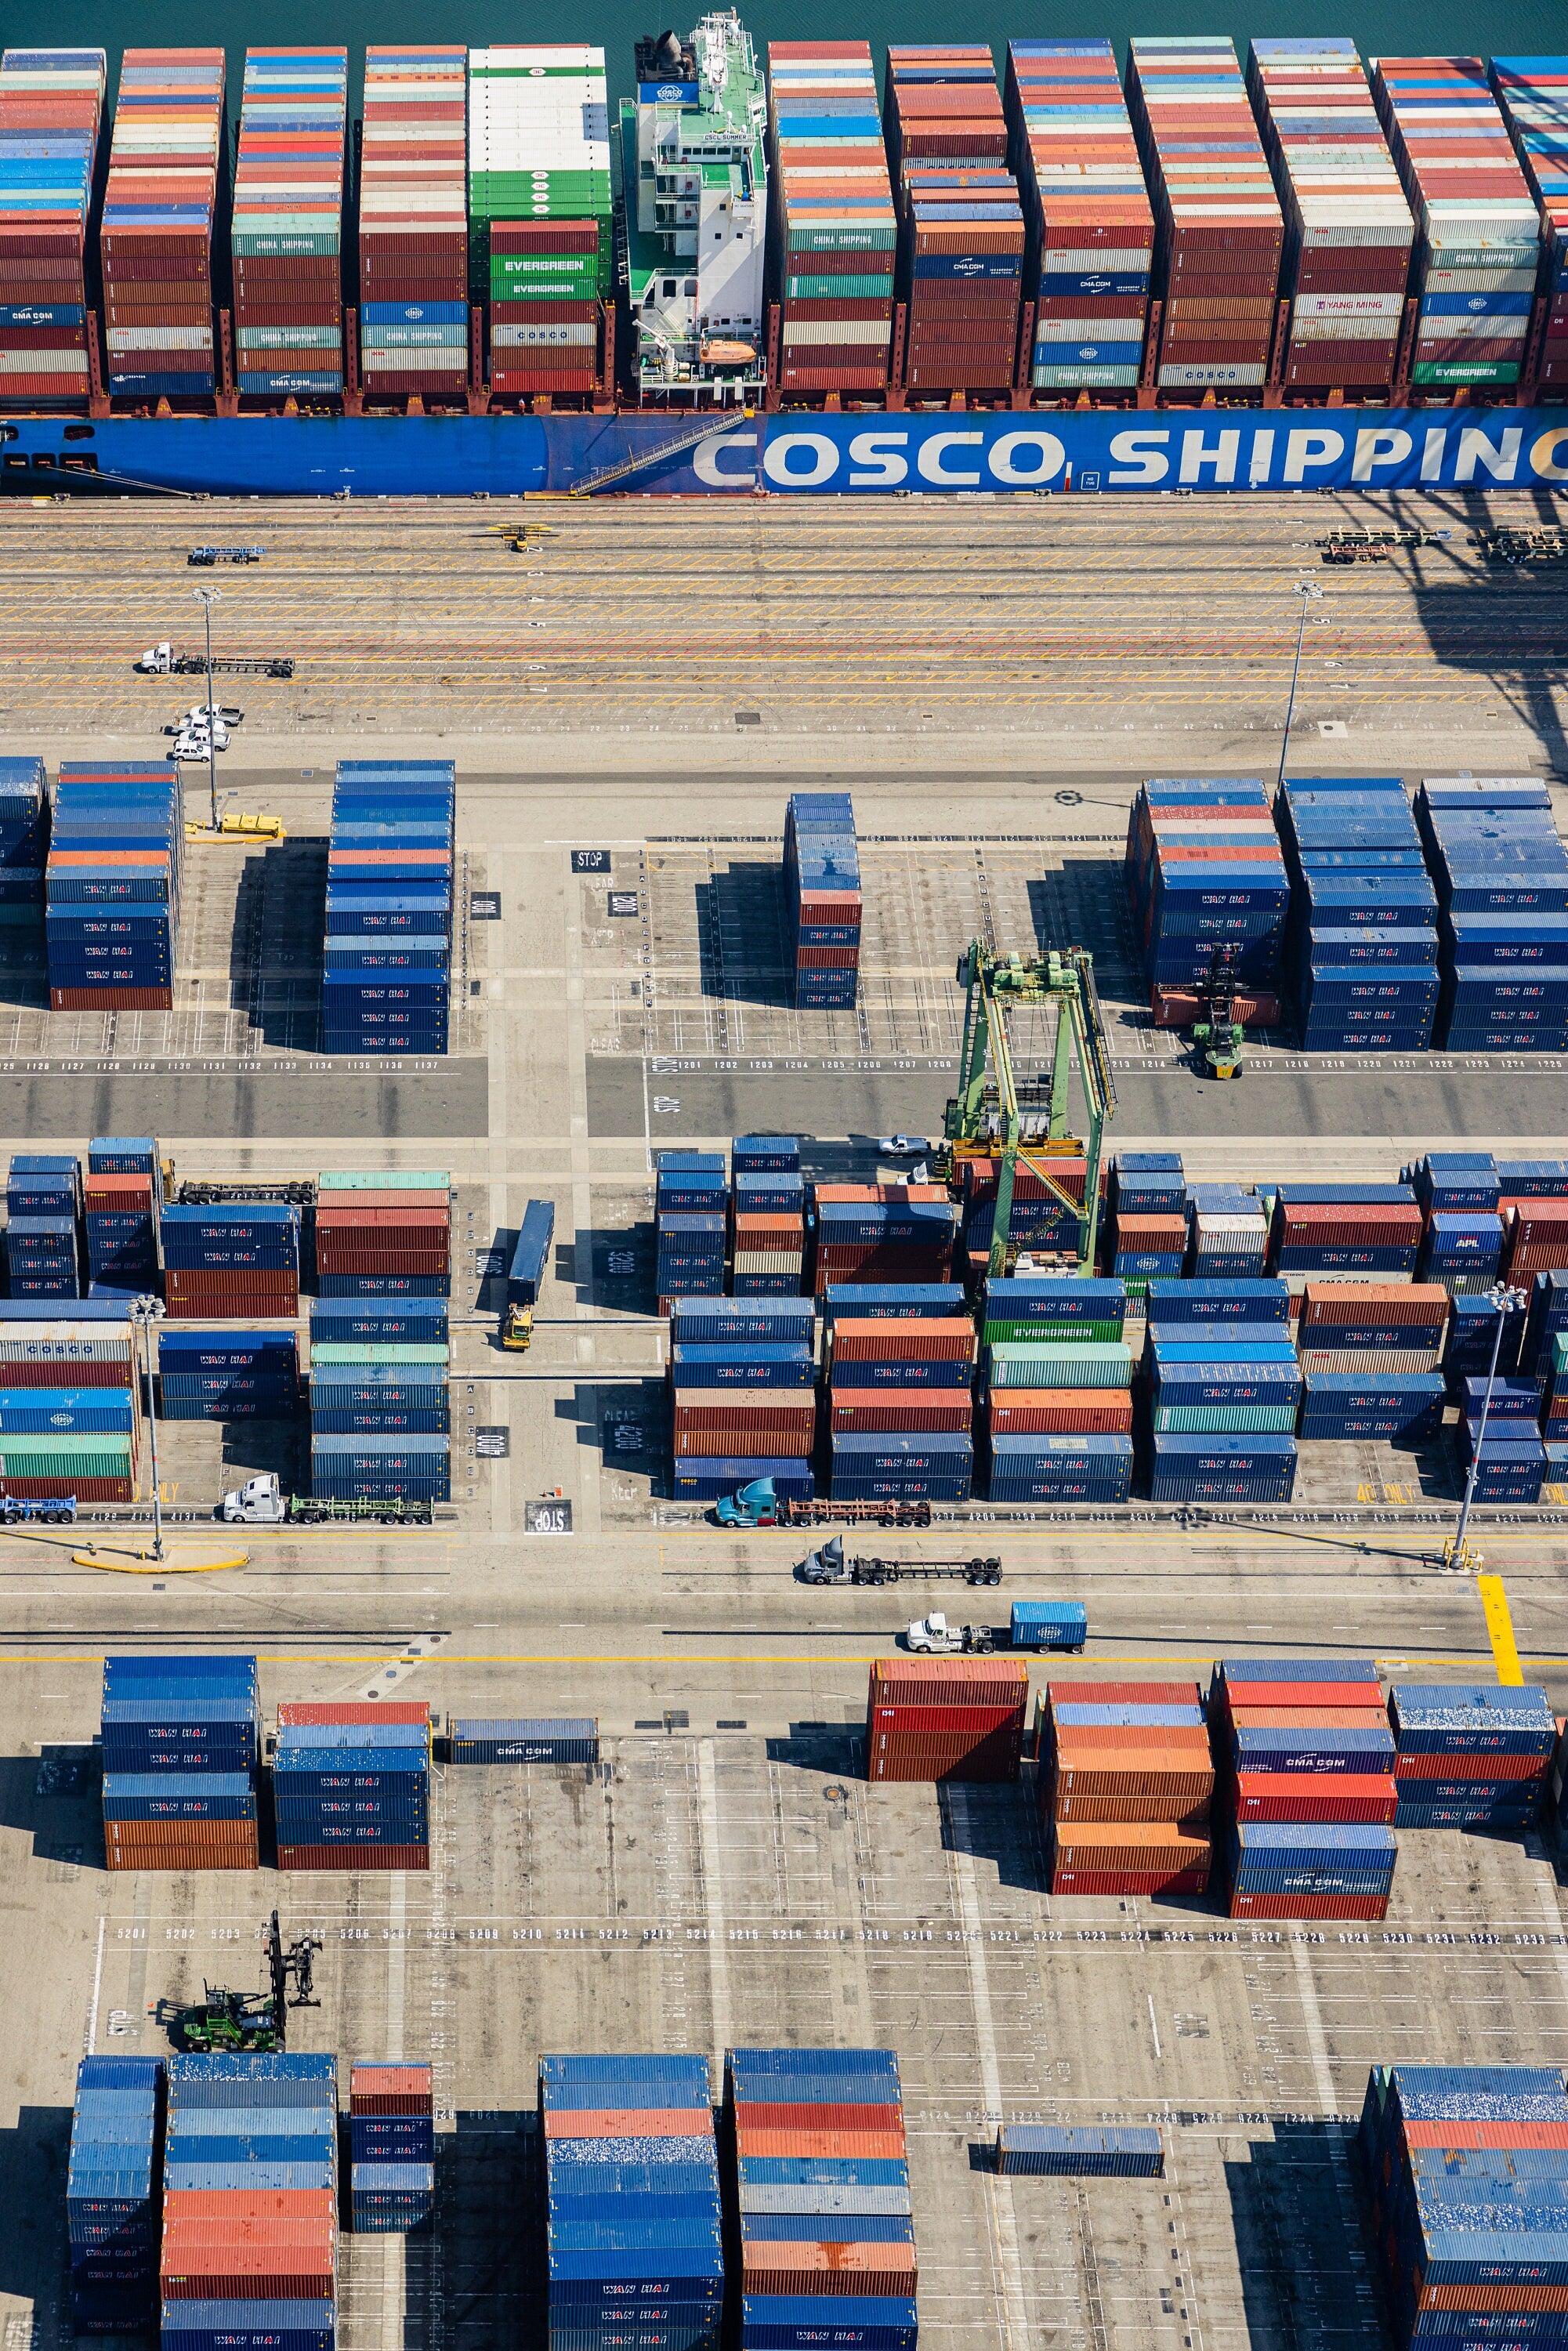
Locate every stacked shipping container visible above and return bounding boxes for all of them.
[784,792,860,1009]
[324,759,454,1053]
[275,1697,431,1870]
[1125,779,1289,1008]
[6,1150,80,1297]
[469,47,610,400]
[767,42,895,400]
[360,46,467,400]
[102,1652,260,1871]
[669,1295,816,1505]
[1109,1152,1187,1290]
[451,1715,599,1762]
[46,759,182,1011]
[102,49,225,401]
[982,1273,1135,1503]
[865,1653,1027,1782]
[159,1326,300,1420]
[0,755,47,947]
[160,2052,337,2351]
[0,49,106,406]
[1269,1180,1424,1284]
[1145,1292,1299,1498]
[729,2045,916,2351]
[70,2053,163,2338]
[349,2061,433,2233]
[731,1135,806,1297]
[161,1201,301,1320]
[1416,777,1568,1050]
[1039,1678,1214,1896]
[1374,57,1541,393]
[1213,1657,1397,1916]
[231,49,347,401]
[1389,1681,1555,1828]
[885,49,1022,395]
[1297,1281,1448,1439]
[657,1149,728,1307]
[1492,58,1568,393]
[957,1147,1088,1270]
[1278,776,1439,1049]
[1248,40,1414,397]
[0,1300,137,1501]
[814,1186,958,1292]
[1125,37,1284,393]
[541,2052,722,2351]
[85,1145,158,1295]
[1005,39,1154,397]
[828,1301,975,1502]
[314,1168,452,1299]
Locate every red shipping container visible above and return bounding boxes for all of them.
[871,1703,1023,1735]
[276,1843,429,1870]
[1048,1786,1211,1827]
[314,1205,449,1230]
[829,1393,972,1433]
[1050,1760,1215,1801]
[733,2103,905,2135]
[1229,1708,1391,1730]
[1300,1282,1448,1327]
[870,1657,1027,1705]
[1227,1890,1389,1920]
[0,1474,133,1502]
[1215,1682,1385,1713]
[1403,2121,1568,2153]
[1153,986,1280,1028]
[107,1845,259,1871]
[1049,1865,1211,1896]
[546,2109,714,2139]
[736,2129,908,2159]
[52,988,173,1011]
[1395,1751,1546,1783]
[0,1360,129,1388]
[314,1252,448,1277]
[1051,1724,1211,1755]
[1047,1682,1202,1707]
[279,1702,429,1725]
[1233,1772,1398,1824]
[162,2190,335,2221]
[831,1318,972,1363]
[741,2247,918,2295]
[984,1390,1132,1435]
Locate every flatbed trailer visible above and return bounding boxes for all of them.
[801,1540,1001,1587]
[780,1498,933,1529]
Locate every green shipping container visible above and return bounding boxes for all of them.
[307,1343,450,1367]
[983,1317,1124,1346]
[0,1436,134,1475]
[490,252,597,284]
[1151,1403,1298,1433]
[233,232,343,258]
[317,1172,449,1191]
[1411,360,1520,384]
[785,227,897,255]
[988,1342,1134,1390]
[786,273,893,301]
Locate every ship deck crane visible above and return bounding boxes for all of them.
[940,941,1117,1280]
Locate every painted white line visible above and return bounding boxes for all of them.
[386,1875,407,2063]
[1147,1992,1162,2060]
[694,1741,733,2065]
[85,1914,104,2056]
[944,1787,1028,2351]
[1291,1942,1338,2110]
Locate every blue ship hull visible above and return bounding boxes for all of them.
[4,405,1566,496]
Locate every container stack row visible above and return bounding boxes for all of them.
[160,1200,300,1320]
[828,1291,976,1503]
[1416,777,1568,1051]
[1414,1149,1505,1292]
[956,1144,1087,1271]
[1144,1289,1299,1502]
[815,1183,958,1292]
[1004,38,1154,397]
[784,792,860,1010]
[729,2045,916,2351]
[1214,1657,1397,1918]
[1248,39,1414,398]
[669,1295,816,1505]
[1374,56,1541,393]
[101,49,225,402]
[1186,1181,1269,1280]
[359,45,468,400]
[1126,37,1284,395]
[657,1148,728,1308]
[0,755,46,943]
[324,759,454,1055]
[1268,1179,1423,1285]
[1493,58,1568,393]
[0,47,106,405]
[1296,1280,1447,1443]
[981,1274,1133,1504]
[1389,1681,1554,1828]
[866,1652,1028,1782]
[47,759,182,1011]
[731,1134,805,1297]
[1360,2062,1568,2351]
[1039,1676,1214,1898]
[450,1715,599,1762]
[468,45,611,401]
[766,42,896,400]
[885,46,1022,396]
[160,2052,339,2351]
[310,1322,449,1452]
[70,2053,162,2338]
[85,1134,159,1295]
[349,2060,434,2233]
[1125,778,1288,1015]
[1107,1151,1186,1292]
[158,1324,299,1421]
[1278,775,1439,1050]
[0,1299,138,1502]
[274,1697,432,1871]
[102,1652,260,1872]
[7,1150,80,1297]
[230,47,347,400]
[315,1168,452,1300]
[541,2052,722,2351]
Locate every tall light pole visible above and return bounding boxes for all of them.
[191,583,221,831]
[1276,578,1324,800]
[1443,1278,1526,1574]
[130,1293,167,1563]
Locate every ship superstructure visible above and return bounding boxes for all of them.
[618,11,768,397]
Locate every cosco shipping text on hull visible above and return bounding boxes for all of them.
[9,407,1568,497]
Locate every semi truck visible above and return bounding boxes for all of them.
[502,1199,555,1349]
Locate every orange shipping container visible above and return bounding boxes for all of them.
[741,2245,918,2295]
[1049,1822,1212,1871]
[735,2129,907,2160]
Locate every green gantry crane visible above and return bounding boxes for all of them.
[940,941,1117,1281]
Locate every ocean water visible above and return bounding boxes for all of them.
[27,0,1568,117]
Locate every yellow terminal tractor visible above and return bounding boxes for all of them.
[502,1198,556,1350]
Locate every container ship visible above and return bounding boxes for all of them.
[0,23,1564,496]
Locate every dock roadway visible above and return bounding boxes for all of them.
[0,484,1565,750]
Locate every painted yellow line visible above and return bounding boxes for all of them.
[1478,1574,1526,1686]
[74,1551,250,1575]
[0,1650,1565,1672]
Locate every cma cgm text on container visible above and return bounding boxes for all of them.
[11,405,1568,494]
